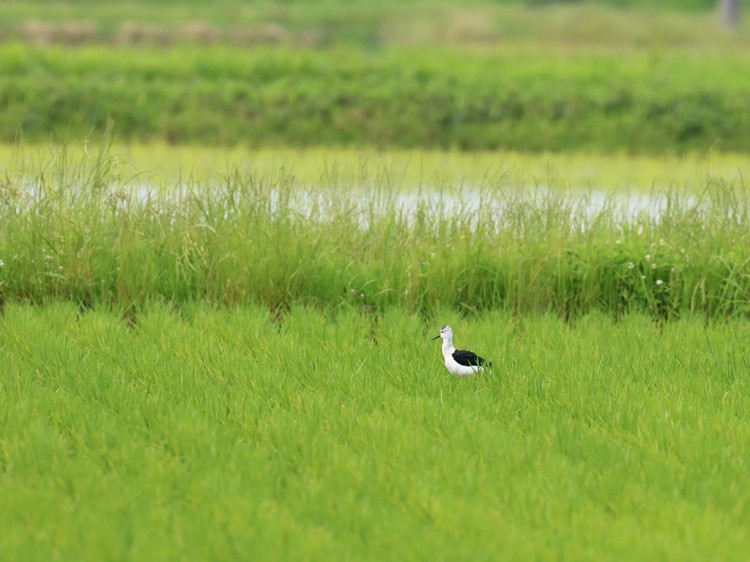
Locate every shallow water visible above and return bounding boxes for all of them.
[127,181,695,226]
[12,176,700,229]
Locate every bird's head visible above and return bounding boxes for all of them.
[431,325,453,342]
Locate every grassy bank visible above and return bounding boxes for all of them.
[2,44,750,152]
[1,303,748,561]
[2,141,750,319]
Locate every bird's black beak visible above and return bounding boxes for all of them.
[430,335,441,341]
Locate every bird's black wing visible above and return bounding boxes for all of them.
[452,349,487,367]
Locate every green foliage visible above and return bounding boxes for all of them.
[2,140,750,319]
[1,45,750,152]
[1,304,749,560]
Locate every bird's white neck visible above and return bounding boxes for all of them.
[442,337,455,357]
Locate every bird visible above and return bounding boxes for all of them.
[431,325,491,376]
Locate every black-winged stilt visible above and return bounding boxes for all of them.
[431,325,491,376]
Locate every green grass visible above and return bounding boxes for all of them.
[81,144,750,192]
[2,139,750,319]
[1,302,749,561]
[2,43,750,151]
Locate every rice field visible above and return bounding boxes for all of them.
[1,302,749,561]
[3,43,750,151]
[2,1,750,559]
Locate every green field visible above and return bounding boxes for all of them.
[3,44,750,152]
[4,141,742,192]
[1,303,749,560]
[2,0,750,151]
[2,1,750,560]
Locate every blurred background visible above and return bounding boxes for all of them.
[0,0,747,153]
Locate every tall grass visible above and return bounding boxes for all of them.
[1,303,749,561]
[1,140,750,319]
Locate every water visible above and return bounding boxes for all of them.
[17,178,699,228]
[124,181,698,228]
